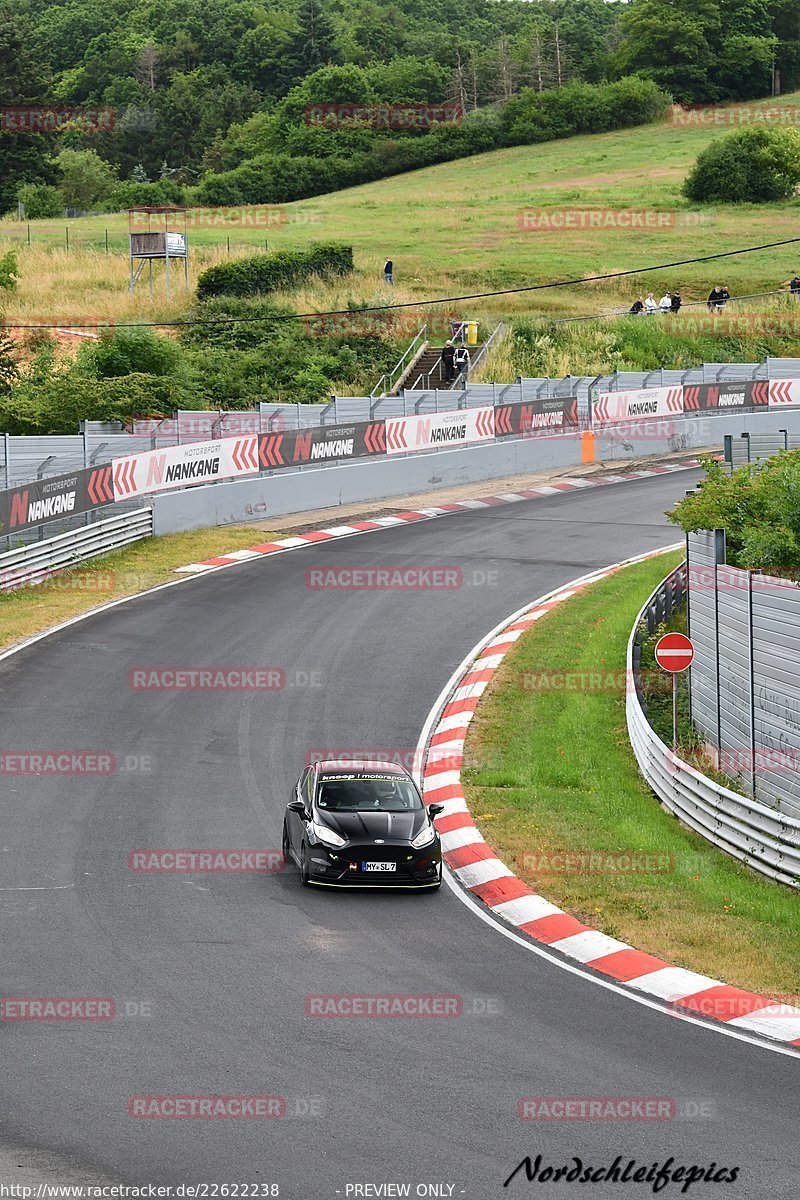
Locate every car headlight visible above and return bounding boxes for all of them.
[411,823,436,849]
[311,820,347,848]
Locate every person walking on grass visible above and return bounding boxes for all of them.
[659,291,672,313]
[629,296,645,315]
[644,292,658,314]
[671,291,682,314]
[384,258,394,286]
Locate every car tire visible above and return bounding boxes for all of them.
[299,842,311,887]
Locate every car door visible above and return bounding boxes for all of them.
[288,767,311,852]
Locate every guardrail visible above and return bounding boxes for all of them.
[626,564,800,888]
[0,508,153,593]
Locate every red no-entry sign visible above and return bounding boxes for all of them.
[654,632,694,674]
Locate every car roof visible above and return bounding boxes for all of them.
[314,759,411,778]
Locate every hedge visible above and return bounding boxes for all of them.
[196,242,354,300]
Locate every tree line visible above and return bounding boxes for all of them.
[2,0,800,215]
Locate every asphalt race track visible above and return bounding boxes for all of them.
[1,470,797,1198]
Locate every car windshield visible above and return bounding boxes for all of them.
[317,775,423,813]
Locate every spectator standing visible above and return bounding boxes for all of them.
[720,285,730,307]
[788,274,800,298]
[644,292,658,314]
[384,258,394,285]
[629,296,645,314]
[454,343,470,378]
[659,291,672,313]
[707,285,725,312]
[671,291,682,314]
[442,340,456,382]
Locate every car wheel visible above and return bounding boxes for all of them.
[281,821,292,869]
[299,842,311,887]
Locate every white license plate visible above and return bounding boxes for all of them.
[362,861,396,872]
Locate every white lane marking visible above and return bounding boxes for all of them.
[549,930,632,964]
[491,894,562,925]
[440,826,485,853]
[423,770,461,793]
[727,1007,800,1042]
[625,966,722,1000]
[414,544,800,1059]
[452,858,514,888]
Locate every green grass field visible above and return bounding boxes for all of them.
[463,552,800,995]
[2,94,800,335]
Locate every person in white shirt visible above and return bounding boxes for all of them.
[644,292,658,314]
[659,292,672,312]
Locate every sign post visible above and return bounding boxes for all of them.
[654,633,695,750]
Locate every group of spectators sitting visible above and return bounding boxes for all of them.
[629,290,683,315]
[628,286,733,316]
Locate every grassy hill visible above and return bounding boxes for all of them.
[2,94,800,337]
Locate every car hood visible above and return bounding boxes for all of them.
[315,808,428,843]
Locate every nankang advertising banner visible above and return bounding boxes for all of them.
[112,437,259,500]
[258,421,386,469]
[593,386,684,425]
[0,463,116,535]
[0,470,90,535]
[683,381,769,411]
[385,407,494,455]
[494,397,579,436]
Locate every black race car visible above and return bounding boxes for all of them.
[282,760,443,889]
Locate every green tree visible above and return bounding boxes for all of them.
[683,126,800,201]
[55,147,117,209]
[668,453,800,571]
[0,0,55,214]
[284,0,342,86]
[618,0,722,102]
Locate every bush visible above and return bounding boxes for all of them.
[0,371,203,436]
[667,452,800,570]
[75,328,187,380]
[196,242,353,300]
[0,249,18,293]
[105,179,188,212]
[683,127,800,203]
[17,182,63,219]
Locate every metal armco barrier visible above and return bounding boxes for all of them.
[627,566,800,888]
[0,508,153,593]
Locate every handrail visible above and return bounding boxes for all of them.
[370,325,427,398]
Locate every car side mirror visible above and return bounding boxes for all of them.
[428,803,444,818]
[288,799,307,815]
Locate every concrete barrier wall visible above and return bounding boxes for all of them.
[152,409,800,535]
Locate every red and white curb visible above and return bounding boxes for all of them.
[419,552,800,1051]
[174,462,704,574]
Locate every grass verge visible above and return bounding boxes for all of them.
[0,525,273,653]
[463,551,800,996]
